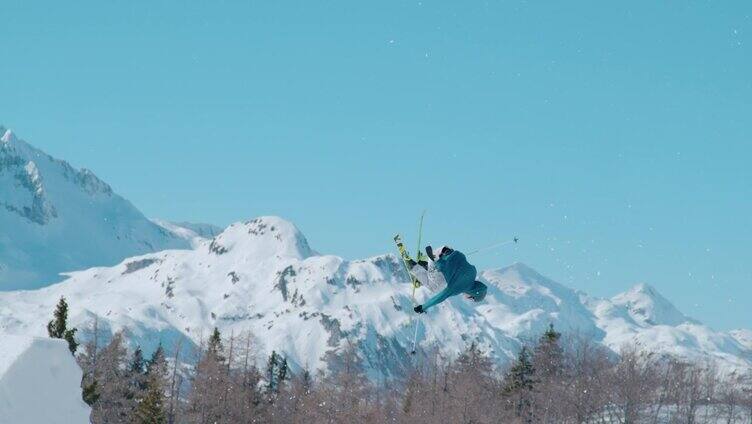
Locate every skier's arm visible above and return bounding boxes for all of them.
[421,286,455,311]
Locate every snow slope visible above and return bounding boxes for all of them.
[0,127,190,289]
[0,216,749,377]
[0,335,91,424]
[152,219,223,247]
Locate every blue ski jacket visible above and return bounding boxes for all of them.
[422,250,487,311]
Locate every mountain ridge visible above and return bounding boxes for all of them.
[0,215,748,377]
[0,127,748,376]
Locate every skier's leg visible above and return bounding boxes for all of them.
[405,258,428,270]
[409,263,431,287]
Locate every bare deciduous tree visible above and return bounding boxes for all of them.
[65,319,751,424]
[604,346,659,423]
[89,331,133,424]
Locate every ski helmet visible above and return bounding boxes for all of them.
[436,245,452,257]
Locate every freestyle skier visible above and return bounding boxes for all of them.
[406,245,487,314]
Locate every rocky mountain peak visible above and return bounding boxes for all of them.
[612,282,695,327]
[208,216,314,260]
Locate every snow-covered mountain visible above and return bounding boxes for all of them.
[588,290,751,371]
[0,127,192,289]
[0,216,749,377]
[731,329,752,351]
[610,283,698,327]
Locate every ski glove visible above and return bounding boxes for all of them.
[414,305,425,314]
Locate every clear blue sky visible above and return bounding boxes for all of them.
[1,1,750,330]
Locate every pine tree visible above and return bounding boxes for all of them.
[130,347,146,374]
[133,379,167,424]
[277,356,288,390]
[207,327,224,361]
[505,346,535,392]
[455,341,494,374]
[504,346,536,423]
[82,379,101,406]
[128,346,149,402]
[534,323,564,379]
[266,350,279,394]
[542,323,561,343]
[301,368,312,393]
[147,344,166,375]
[46,296,79,354]
[131,347,146,386]
[134,346,168,424]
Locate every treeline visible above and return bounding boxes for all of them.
[399,327,752,423]
[48,297,752,423]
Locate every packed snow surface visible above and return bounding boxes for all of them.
[0,126,190,289]
[0,335,91,424]
[0,216,749,377]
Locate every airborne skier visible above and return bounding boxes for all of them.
[406,245,487,313]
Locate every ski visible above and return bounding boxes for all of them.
[395,211,428,355]
[394,234,421,289]
[415,210,426,263]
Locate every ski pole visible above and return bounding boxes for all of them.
[410,211,426,355]
[411,318,420,355]
[466,237,518,256]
